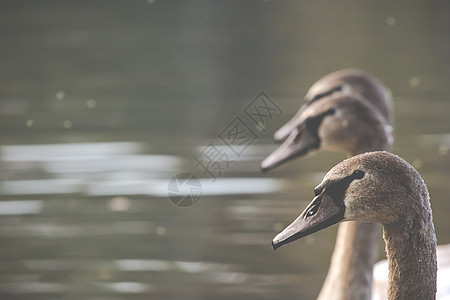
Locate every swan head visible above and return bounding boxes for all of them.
[273,69,392,143]
[260,95,393,171]
[272,151,427,250]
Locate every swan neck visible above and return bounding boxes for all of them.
[383,210,437,299]
[318,222,380,300]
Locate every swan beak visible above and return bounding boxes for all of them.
[273,106,306,143]
[272,194,345,250]
[261,126,320,172]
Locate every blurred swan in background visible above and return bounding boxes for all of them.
[262,69,450,299]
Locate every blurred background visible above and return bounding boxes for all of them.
[0,0,449,299]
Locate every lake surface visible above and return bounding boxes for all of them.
[0,1,449,299]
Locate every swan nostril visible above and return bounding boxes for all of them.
[306,204,319,217]
[305,197,322,218]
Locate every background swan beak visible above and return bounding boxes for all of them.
[272,194,345,250]
[273,119,299,143]
[261,126,320,172]
[273,106,306,143]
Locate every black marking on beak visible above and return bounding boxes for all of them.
[261,108,335,172]
[271,169,365,250]
[273,85,343,143]
[272,193,345,250]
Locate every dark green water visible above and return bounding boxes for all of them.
[0,1,449,299]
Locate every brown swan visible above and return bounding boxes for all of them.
[272,151,438,300]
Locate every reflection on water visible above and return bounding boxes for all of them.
[0,200,43,215]
[0,1,449,299]
[0,257,304,295]
[1,142,282,197]
[0,141,291,299]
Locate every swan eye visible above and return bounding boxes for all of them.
[352,169,365,179]
[306,203,319,217]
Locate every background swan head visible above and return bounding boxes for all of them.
[261,95,393,171]
[272,151,430,250]
[274,69,393,143]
